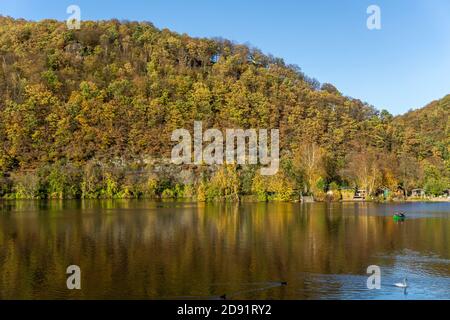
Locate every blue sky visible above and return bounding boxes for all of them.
[1,0,449,115]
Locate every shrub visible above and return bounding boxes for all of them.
[196,180,207,202]
[161,188,175,199]
[81,162,104,199]
[341,189,355,201]
[143,178,158,198]
[197,166,240,202]
[104,173,119,198]
[0,173,12,197]
[46,164,82,199]
[251,173,269,202]
[267,173,295,202]
[10,171,41,199]
[327,181,341,201]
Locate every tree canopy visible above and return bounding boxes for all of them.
[0,17,448,200]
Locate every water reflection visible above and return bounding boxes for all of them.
[0,200,448,299]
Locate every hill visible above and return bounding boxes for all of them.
[0,17,448,200]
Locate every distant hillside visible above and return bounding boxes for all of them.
[394,95,449,160]
[0,17,448,200]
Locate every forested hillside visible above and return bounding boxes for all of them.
[0,17,448,200]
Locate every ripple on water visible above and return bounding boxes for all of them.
[293,250,450,300]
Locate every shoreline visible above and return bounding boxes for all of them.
[1,197,449,203]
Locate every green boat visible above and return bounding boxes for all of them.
[393,212,406,221]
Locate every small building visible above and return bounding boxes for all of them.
[411,189,425,198]
[376,187,391,199]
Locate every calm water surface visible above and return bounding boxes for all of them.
[0,200,449,300]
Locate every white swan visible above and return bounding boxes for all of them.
[394,278,408,288]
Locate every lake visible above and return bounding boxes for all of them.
[0,200,449,300]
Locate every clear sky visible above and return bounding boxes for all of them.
[1,0,449,115]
